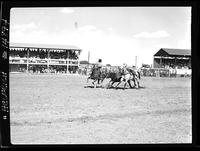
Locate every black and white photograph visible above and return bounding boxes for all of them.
[8,6,192,144]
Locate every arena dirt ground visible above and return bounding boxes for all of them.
[9,73,192,144]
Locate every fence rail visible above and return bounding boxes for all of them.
[141,68,191,77]
[9,57,79,66]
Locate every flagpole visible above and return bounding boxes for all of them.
[88,51,90,66]
[135,56,137,68]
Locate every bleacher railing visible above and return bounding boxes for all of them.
[141,68,191,77]
[9,57,79,65]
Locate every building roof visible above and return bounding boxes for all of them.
[154,48,191,57]
[9,42,81,50]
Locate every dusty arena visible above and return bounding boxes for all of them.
[9,73,192,144]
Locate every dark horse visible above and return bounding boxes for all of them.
[106,67,141,89]
[87,66,107,88]
[105,68,132,89]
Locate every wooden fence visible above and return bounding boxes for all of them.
[140,68,191,77]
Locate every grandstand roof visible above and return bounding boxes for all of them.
[9,43,81,50]
[154,48,191,57]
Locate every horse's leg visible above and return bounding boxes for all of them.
[115,81,121,88]
[100,79,103,87]
[116,76,125,88]
[123,77,128,89]
[110,81,115,87]
[99,78,104,87]
[87,77,90,83]
[137,78,140,88]
[93,79,98,88]
[133,78,136,87]
[128,80,132,88]
[137,71,141,79]
[92,79,97,85]
[101,76,106,85]
[107,80,112,88]
[124,74,131,89]
[134,76,140,88]
[124,81,127,89]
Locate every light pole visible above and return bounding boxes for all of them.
[135,56,137,68]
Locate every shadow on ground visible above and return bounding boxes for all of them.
[84,85,146,89]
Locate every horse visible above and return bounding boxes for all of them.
[126,67,141,88]
[87,66,107,88]
[105,67,132,89]
[113,66,141,89]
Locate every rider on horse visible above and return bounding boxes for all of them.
[91,59,102,74]
[96,59,102,69]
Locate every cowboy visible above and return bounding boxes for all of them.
[122,63,129,75]
[96,59,102,68]
[96,59,103,69]
[94,59,103,84]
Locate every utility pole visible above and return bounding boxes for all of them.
[88,51,90,65]
[86,51,90,76]
[135,56,137,68]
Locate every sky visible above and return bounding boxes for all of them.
[10,7,191,67]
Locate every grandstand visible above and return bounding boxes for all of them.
[9,43,81,73]
[140,48,192,77]
[153,48,191,69]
